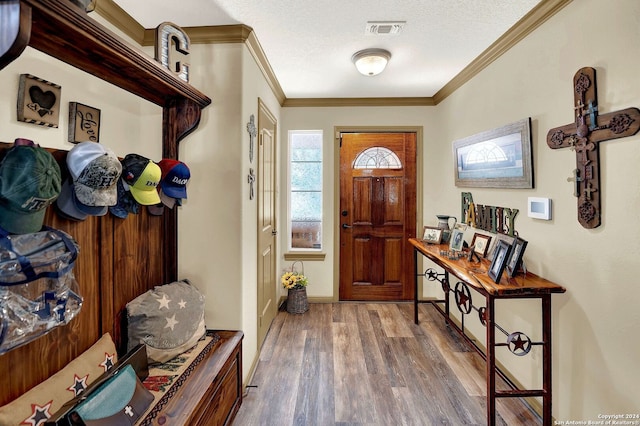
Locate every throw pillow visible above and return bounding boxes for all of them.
[126,279,205,364]
[0,333,117,426]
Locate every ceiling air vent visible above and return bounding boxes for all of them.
[365,21,406,35]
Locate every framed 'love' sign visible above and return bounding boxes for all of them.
[17,74,62,128]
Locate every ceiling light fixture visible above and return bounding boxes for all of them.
[351,48,391,76]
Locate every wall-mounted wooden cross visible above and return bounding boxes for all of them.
[547,67,640,228]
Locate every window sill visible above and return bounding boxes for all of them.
[284,252,326,261]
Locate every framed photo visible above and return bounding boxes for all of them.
[471,233,492,257]
[506,237,528,277]
[449,229,465,251]
[422,226,442,244]
[454,222,468,231]
[453,117,533,189]
[488,233,515,261]
[69,102,101,143]
[488,240,512,283]
[17,74,61,128]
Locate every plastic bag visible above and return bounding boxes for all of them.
[0,227,82,355]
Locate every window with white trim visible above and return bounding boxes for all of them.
[288,130,322,250]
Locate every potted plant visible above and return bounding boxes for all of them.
[281,262,309,314]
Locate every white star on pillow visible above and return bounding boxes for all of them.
[165,314,179,331]
[178,299,187,309]
[156,294,171,309]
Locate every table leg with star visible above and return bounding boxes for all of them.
[410,238,566,426]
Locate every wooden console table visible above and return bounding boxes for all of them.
[409,238,565,426]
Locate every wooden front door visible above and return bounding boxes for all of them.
[339,132,416,301]
[257,99,277,347]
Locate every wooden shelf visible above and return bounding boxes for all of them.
[2,0,211,108]
[409,239,566,296]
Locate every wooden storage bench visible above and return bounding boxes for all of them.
[140,331,243,426]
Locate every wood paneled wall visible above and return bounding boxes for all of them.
[0,143,166,405]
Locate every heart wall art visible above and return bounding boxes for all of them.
[17,74,62,127]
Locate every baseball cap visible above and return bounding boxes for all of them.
[67,142,122,208]
[121,154,161,206]
[109,178,139,219]
[0,145,61,234]
[55,178,88,221]
[158,159,190,199]
[159,188,183,209]
[147,203,164,216]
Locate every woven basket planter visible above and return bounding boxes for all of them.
[286,287,309,314]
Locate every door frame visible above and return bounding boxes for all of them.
[257,98,278,349]
[333,126,424,301]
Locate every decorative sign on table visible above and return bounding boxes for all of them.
[547,67,640,229]
[17,74,61,127]
[68,102,101,143]
[460,192,519,237]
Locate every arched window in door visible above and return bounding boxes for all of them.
[353,147,402,169]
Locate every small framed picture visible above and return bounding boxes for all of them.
[454,222,468,231]
[506,237,528,277]
[449,228,465,251]
[422,226,443,244]
[69,102,101,143]
[488,233,515,261]
[471,233,492,258]
[17,74,61,127]
[488,240,512,283]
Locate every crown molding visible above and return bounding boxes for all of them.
[96,0,571,108]
[433,0,573,104]
[245,30,286,105]
[94,0,146,44]
[283,97,435,108]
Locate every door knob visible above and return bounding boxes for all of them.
[342,224,352,229]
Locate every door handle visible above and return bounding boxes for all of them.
[342,224,352,229]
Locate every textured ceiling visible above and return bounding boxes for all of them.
[112,0,543,99]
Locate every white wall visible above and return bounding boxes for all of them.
[178,41,282,381]
[283,0,640,420]
[435,0,640,419]
[0,47,160,158]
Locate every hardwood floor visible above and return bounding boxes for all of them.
[233,302,540,425]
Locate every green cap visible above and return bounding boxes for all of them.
[0,146,61,234]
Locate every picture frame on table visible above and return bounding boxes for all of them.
[506,237,528,277]
[488,240,512,283]
[471,233,492,258]
[454,222,468,231]
[449,229,465,251]
[422,226,443,244]
[488,233,515,261]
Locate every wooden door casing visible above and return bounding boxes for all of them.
[257,99,277,348]
[339,133,417,301]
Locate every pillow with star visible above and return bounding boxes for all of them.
[0,333,117,426]
[126,279,205,364]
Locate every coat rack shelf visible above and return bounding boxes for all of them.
[1,0,211,109]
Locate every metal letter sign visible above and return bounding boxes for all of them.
[155,22,190,83]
